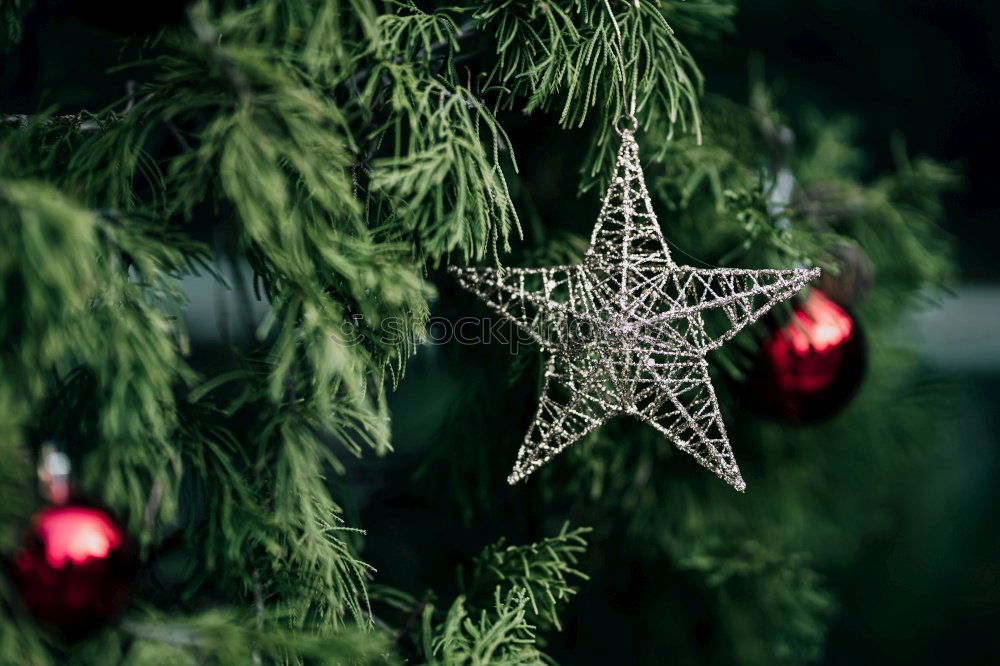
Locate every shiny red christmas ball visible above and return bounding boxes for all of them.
[743,289,865,425]
[9,503,137,640]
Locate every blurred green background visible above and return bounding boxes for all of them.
[711,2,1000,662]
[3,0,997,663]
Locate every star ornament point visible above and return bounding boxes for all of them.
[450,131,818,491]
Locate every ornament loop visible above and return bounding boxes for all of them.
[614,114,638,135]
[38,443,71,505]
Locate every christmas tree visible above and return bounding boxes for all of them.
[1,1,957,663]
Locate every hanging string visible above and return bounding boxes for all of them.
[604,0,640,131]
[627,3,639,118]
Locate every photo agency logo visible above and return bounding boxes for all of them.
[334,314,604,353]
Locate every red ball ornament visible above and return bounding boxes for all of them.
[743,289,865,425]
[9,503,137,640]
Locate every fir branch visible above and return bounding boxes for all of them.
[421,588,547,666]
[68,2,435,419]
[465,523,591,631]
[117,609,395,665]
[173,402,260,572]
[671,539,835,663]
[372,2,463,69]
[476,0,704,184]
[0,180,104,411]
[246,403,378,631]
[362,60,521,263]
[658,0,737,42]
[0,179,198,531]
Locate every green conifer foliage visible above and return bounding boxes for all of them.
[0,1,955,664]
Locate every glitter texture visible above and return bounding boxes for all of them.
[450,129,819,491]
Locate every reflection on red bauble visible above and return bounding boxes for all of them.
[9,503,137,640]
[743,289,865,425]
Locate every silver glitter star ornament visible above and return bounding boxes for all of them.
[450,127,819,491]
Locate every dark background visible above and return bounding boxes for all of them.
[626,2,997,661]
[706,3,1000,662]
[3,1,998,663]
[714,0,1000,284]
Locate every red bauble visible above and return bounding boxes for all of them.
[743,289,865,425]
[9,503,137,640]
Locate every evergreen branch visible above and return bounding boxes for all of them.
[241,401,379,631]
[672,539,835,663]
[466,523,591,630]
[658,0,737,41]
[476,0,704,185]
[117,610,395,665]
[421,588,547,666]
[68,3,435,416]
[372,2,463,68]
[169,396,381,637]
[376,527,590,661]
[173,403,260,572]
[0,179,198,532]
[363,61,521,263]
